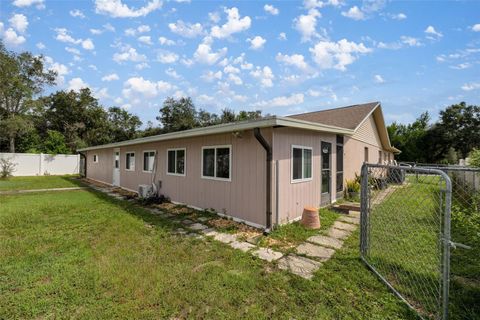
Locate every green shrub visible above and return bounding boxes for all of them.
[0,158,16,179]
[469,148,480,167]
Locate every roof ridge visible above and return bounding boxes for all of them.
[288,101,379,117]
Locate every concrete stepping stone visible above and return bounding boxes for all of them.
[307,235,343,249]
[349,211,360,218]
[327,227,351,240]
[252,247,283,262]
[197,217,211,222]
[213,233,237,244]
[338,216,359,225]
[296,243,335,261]
[229,241,256,252]
[189,223,208,231]
[277,255,322,279]
[332,221,357,232]
[201,228,218,237]
[186,233,204,239]
[181,219,194,225]
[174,228,187,235]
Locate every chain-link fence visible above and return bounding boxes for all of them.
[360,163,479,320]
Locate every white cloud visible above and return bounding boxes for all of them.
[248,36,266,50]
[70,9,85,18]
[102,73,119,81]
[250,66,274,87]
[228,73,243,85]
[472,24,480,32]
[36,42,45,49]
[201,70,223,82]
[425,25,443,39]
[65,46,81,55]
[168,20,204,38]
[278,32,287,40]
[373,74,385,83]
[461,82,480,91]
[400,36,421,47]
[209,12,221,23]
[157,50,179,63]
[251,93,304,108]
[264,4,279,15]
[94,87,110,100]
[450,63,472,70]
[310,39,372,71]
[95,0,162,18]
[135,62,150,70]
[159,36,175,45]
[68,77,89,91]
[138,35,153,45]
[165,68,181,79]
[81,39,95,50]
[377,35,422,50]
[122,77,173,100]
[210,7,251,39]
[390,13,407,20]
[193,42,227,65]
[12,0,44,9]
[294,9,321,42]
[9,14,28,33]
[44,56,69,85]
[341,6,365,20]
[90,23,116,35]
[113,46,146,63]
[197,94,215,104]
[276,53,308,70]
[125,24,150,36]
[3,28,26,46]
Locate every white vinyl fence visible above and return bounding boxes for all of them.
[0,153,80,176]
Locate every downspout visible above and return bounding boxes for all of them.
[254,127,272,233]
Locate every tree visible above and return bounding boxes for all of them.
[0,42,56,152]
[157,97,198,133]
[43,130,70,154]
[108,107,142,142]
[469,149,480,167]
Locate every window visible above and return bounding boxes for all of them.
[167,148,186,176]
[364,147,369,163]
[378,150,382,163]
[93,154,98,163]
[336,144,344,192]
[292,145,313,182]
[143,151,155,172]
[202,146,231,180]
[125,152,135,171]
[114,152,119,169]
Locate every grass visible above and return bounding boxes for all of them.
[0,175,81,191]
[0,186,416,319]
[365,173,479,320]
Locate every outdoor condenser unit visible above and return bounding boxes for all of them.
[138,184,153,198]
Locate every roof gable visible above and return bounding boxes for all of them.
[287,102,379,130]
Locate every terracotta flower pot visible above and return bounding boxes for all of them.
[300,206,321,229]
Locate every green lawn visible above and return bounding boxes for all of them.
[0,188,415,319]
[365,174,479,320]
[0,175,81,191]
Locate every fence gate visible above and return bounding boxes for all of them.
[360,163,452,320]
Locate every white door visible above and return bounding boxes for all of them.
[113,149,120,186]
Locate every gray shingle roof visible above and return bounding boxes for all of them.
[287,102,379,130]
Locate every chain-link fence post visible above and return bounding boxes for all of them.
[360,163,369,257]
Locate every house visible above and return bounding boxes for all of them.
[78,102,399,230]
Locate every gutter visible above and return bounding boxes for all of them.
[253,127,272,233]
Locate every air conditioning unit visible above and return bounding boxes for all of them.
[138,184,153,198]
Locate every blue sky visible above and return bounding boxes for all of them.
[0,0,479,126]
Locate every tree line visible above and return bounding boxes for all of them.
[387,102,480,164]
[0,42,262,154]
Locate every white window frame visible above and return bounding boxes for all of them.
[291,145,313,184]
[201,145,232,182]
[142,150,156,173]
[166,148,186,177]
[93,154,98,163]
[125,151,135,171]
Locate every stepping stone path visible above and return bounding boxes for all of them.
[82,180,360,280]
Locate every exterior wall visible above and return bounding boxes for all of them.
[0,153,80,176]
[343,115,394,181]
[86,148,114,185]
[272,127,337,224]
[86,129,270,228]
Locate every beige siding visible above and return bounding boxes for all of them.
[86,148,113,184]
[352,115,382,147]
[86,129,270,227]
[272,127,337,224]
